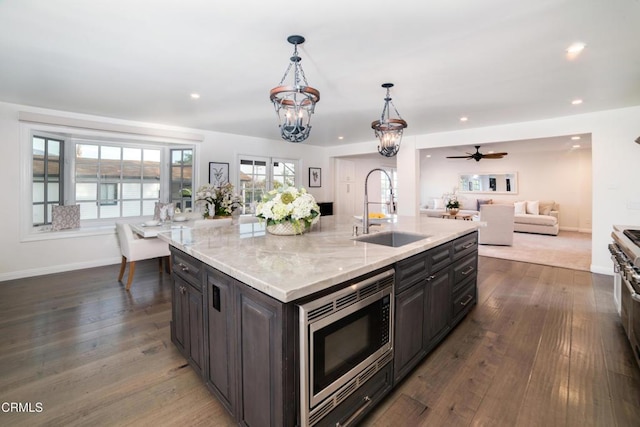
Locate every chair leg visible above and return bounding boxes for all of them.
[158,257,163,272]
[118,256,127,281]
[164,256,172,274]
[126,261,136,291]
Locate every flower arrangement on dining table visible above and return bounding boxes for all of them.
[195,182,242,218]
[255,186,320,234]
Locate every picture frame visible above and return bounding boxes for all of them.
[309,167,321,188]
[209,162,229,187]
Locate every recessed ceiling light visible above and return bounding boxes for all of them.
[571,99,583,105]
[425,154,431,158]
[566,42,586,54]
[338,136,344,140]
[572,144,581,148]
[460,117,468,122]
[190,93,200,99]
[571,136,581,140]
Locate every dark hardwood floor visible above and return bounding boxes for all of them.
[0,257,639,426]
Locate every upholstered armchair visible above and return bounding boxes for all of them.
[115,222,171,290]
[478,204,515,246]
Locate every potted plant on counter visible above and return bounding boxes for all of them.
[195,183,242,219]
[255,186,320,235]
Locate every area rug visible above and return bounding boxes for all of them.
[478,230,591,271]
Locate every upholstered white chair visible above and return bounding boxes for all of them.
[478,204,515,246]
[116,222,171,290]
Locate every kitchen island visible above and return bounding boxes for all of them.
[158,215,479,427]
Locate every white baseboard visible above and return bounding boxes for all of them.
[591,264,614,276]
[559,226,592,233]
[0,257,122,283]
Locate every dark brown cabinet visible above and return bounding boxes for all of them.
[393,281,427,381]
[204,268,235,413]
[170,247,296,427]
[393,232,477,383]
[169,231,477,426]
[171,273,204,376]
[426,267,452,346]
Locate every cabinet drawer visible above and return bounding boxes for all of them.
[395,252,428,293]
[453,232,478,260]
[315,363,393,427]
[453,279,476,320]
[172,249,203,289]
[427,242,452,273]
[453,252,477,289]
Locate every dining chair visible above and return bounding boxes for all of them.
[115,222,171,290]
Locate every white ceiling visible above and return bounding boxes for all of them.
[0,0,638,148]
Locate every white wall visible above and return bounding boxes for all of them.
[420,145,593,231]
[0,102,329,280]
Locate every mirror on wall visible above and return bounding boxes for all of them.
[458,172,518,194]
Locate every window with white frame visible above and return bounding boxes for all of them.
[238,156,299,214]
[74,143,162,219]
[32,136,64,226]
[29,131,195,228]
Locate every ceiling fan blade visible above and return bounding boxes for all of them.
[446,155,473,159]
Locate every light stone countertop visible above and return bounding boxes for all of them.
[158,215,479,303]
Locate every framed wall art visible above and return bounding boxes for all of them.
[209,162,229,187]
[309,167,321,188]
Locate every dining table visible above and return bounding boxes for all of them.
[130,221,192,238]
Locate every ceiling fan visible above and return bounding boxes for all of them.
[446,145,508,162]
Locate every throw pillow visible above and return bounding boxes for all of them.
[477,199,493,211]
[526,200,540,215]
[514,201,526,215]
[433,198,444,210]
[52,205,81,230]
[538,201,554,216]
[154,202,174,220]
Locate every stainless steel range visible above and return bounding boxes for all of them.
[610,226,640,369]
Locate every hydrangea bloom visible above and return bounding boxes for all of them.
[256,186,320,232]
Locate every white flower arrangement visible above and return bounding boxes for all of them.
[195,182,242,218]
[256,186,320,233]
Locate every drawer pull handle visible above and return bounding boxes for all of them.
[336,395,372,427]
[461,242,475,249]
[426,275,436,281]
[461,266,474,276]
[178,262,189,273]
[179,285,187,295]
[460,295,473,306]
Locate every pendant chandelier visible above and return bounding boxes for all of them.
[269,35,320,143]
[371,83,408,157]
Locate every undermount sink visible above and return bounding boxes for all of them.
[354,231,429,248]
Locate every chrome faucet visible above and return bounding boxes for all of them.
[363,168,396,234]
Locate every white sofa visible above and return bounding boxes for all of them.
[421,197,560,236]
[508,200,559,235]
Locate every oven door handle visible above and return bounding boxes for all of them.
[623,277,640,302]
